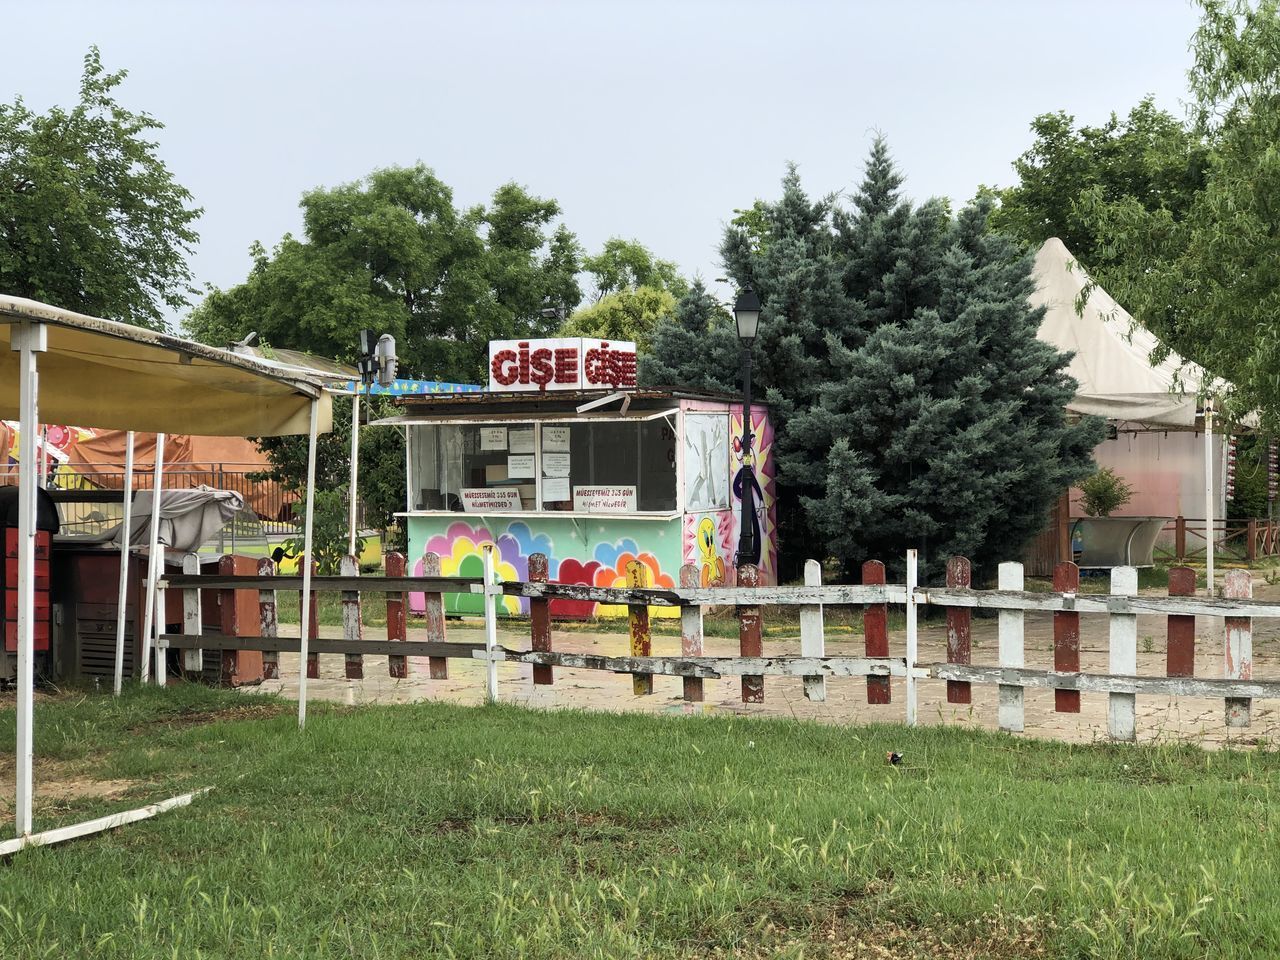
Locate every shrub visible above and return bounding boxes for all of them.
[1078,467,1134,517]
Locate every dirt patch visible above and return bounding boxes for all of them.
[434,809,678,835]
[707,897,1051,959]
[0,756,141,810]
[126,701,289,733]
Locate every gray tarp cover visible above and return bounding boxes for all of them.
[94,487,245,552]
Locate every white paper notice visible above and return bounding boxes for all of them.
[542,452,571,477]
[480,427,508,451]
[543,477,571,502]
[542,425,571,452]
[509,427,535,454]
[507,454,536,478]
[573,485,637,513]
[460,487,521,513]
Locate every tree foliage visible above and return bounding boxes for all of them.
[994,1,1280,430]
[0,47,200,327]
[581,237,688,302]
[647,142,1101,581]
[559,285,677,351]
[641,280,739,392]
[991,99,1209,266]
[186,164,582,383]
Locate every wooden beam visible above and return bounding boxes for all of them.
[162,575,484,593]
[160,635,485,658]
[916,587,1280,619]
[930,663,1280,699]
[0,789,212,859]
[475,649,914,679]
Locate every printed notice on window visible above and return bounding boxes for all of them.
[480,427,508,451]
[507,454,536,478]
[460,488,521,513]
[542,477,571,502]
[509,427,535,454]
[542,452,571,477]
[573,485,637,514]
[542,425,571,452]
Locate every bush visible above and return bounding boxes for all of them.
[1077,467,1134,517]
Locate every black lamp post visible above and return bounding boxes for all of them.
[733,286,761,568]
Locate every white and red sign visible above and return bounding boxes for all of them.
[573,485,637,514]
[460,488,522,513]
[488,337,637,393]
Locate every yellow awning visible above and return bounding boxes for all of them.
[0,296,332,437]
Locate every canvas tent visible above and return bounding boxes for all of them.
[1031,237,1225,428]
[0,294,332,854]
[1030,239,1229,580]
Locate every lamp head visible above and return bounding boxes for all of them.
[734,286,761,341]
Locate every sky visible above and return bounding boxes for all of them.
[4,0,1204,325]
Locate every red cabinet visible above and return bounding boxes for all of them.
[2,529,53,653]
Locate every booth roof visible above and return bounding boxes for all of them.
[0,296,333,437]
[382,386,756,421]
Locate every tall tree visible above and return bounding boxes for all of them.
[646,141,1100,580]
[559,285,677,351]
[991,99,1209,267]
[1074,0,1280,427]
[641,280,738,391]
[186,165,582,383]
[581,237,688,302]
[0,47,200,327]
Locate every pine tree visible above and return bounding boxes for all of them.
[640,280,739,392]
[645,138,1102,582]
[795,191,1102,581]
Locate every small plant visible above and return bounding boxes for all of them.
[1078,467,1135,517]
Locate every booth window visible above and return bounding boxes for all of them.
[410,420,676,513]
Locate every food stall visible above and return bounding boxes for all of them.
[386,337,778,618]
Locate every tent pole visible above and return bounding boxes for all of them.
[348,388,360,556]
[140,433,166,684]
[12,320,46,838]
[113,431,135,695]
[298,399,320,729]
[1206,402,1214,597]
[38,426,47,490]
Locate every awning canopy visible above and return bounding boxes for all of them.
[1032,238,1228,429]
[0,296,332,436]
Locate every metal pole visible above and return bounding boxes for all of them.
[348,387,360,556]
[140,434,166,684]
[298,399,320,728]
[1206,401,1214,597]
[12,320,45,838]
[483,543,499,703]
[735,341,755,566]
[112,431,135,695]
[905,548,918,727]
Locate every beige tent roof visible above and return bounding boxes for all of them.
[0,296,332,436]
[1031,238,1222,428]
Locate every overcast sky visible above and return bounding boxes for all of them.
[6,0,1202,324]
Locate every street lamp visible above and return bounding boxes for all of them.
[733,286,761,569]
[349,330,398,554]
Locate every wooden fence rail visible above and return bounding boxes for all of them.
[156,548,1280,742]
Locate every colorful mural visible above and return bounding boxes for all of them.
[683,511,733,587]
[408,518,681,619]
[729,409,778,582]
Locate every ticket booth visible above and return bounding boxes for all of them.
[388,337,778,619]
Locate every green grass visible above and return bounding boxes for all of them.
[2,687,1280,958]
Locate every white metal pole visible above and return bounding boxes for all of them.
[298,399,320,728]
[905,548,918,727]
[140,433,166,684]
[12,320,45,838]
[112,431,135,695]
[348,388,360,557]
[1206,401,1215,597]
[38,426,47,490]
[483,543,499,703]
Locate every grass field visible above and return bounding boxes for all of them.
[2,686,1279,958]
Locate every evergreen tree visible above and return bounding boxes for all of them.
[640,280,738,392]
[646,139,1102,581]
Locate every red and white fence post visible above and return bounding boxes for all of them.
[384,552,409,679]
[679,564,703,703]
[945,556,971,704]
[737,563,763,704]
[862,560,890,705]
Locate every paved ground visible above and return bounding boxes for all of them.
[256,578,1280,749]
